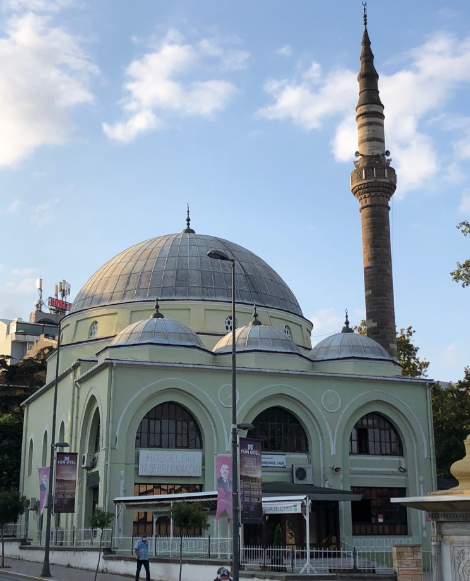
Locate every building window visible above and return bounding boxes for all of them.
[42,432,48,467]
[248,407,308,453]
[351,487,408,535]
[135,402,202,449]
[133,483,203,535]
[92,487,99,514]
[284,325,292,339]
[28,440,34,476]
[350,413,403,456]
[89,321,98,339]
[94,420,100,454]
[225,316,237,333]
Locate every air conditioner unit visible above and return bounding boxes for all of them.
[82,453,94,470]
[292,464,313,484]
[29,497,38,511]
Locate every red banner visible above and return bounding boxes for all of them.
[215,455,232,521]
[54,453,78,513]
[48,297,72,311]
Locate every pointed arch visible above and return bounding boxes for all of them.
[42,431,48,467]
[28,438,34,476]
[248,406,308,453]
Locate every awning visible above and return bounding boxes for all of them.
[113,491,218,512]
[262,481,362,502]
[391,494,470,512]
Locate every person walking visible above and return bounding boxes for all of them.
[134,532,151,581]
[214,567,232,581]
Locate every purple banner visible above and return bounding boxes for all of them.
[239,438,263,524]
[215,455,232,521]
[38,467,50,516]
[54,453,78,513]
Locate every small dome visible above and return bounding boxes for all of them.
[310,332,391,361]
[110,317,205,349]
[214,325,301,355]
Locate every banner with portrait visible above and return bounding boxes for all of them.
[54,452,78,513]
[38,467,50,516]
[215,455,232,521]
[239,438,263,524]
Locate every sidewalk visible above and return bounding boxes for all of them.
[0,559,133,581]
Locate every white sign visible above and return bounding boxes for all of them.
[139,450,202,477]
[263,502,302,514]
[261,454,286,468]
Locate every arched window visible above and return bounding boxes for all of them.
[58,422,65,444]
[28,439,34,476]
[248,407,308,452]
[350,413,403,456]
[225,316,237,333]
[88,409,101,455]
[135,402,202,449]
[89,321,98,339]
[42,432,48,467]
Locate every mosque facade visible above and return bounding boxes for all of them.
[19,19,435,552]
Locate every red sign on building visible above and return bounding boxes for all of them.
[48,297,72,311]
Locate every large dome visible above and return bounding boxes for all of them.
[71,232,302,316]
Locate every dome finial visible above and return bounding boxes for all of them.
[249,303,262,326]
[341,309,354,333]
[362,2,367,30]
[151,297,164,319]
[182,204,195,233]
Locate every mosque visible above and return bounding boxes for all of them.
[19,16,435,552]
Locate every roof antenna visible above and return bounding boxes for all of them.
[151,297,164,319]
[341,308,354,333]
[362,2,367,30]
[182,203,195,234]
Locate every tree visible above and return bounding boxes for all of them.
[171,502,209,581]
[0,489,28,567]
[90,507,114,581]
[451,221,470,287]
[432,368,470,478]
[0,346,53,490]
[353,321,429,377]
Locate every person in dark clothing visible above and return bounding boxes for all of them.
[214,567,232,581]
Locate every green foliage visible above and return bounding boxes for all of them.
[0,489,29,567]
[432,368,470,478]
[90,507,114,530]
[353,321,429,377]
[451,221,470,288]
[0,415,23,490]
[0,489,28,527]
[171,502,209,581]
[273,523,283,547]
[0,346,53,388]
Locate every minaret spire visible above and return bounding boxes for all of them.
[362,2,367,29]
[350,7,398,360]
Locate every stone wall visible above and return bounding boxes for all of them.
[393,544,422,581]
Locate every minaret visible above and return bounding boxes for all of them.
[350,5,397,360]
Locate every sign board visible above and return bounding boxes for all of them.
[138,450,202,477]
[215,455,232,521]
[239,438,263,524]
[48,297,72,311]
[263,502,302,515]
[378,514,384,523]
[261,454,286,468]
[54,453,78,513]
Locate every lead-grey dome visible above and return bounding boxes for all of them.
[109,317,206,349]
[310,332,392,361]
[71,232,302,317]
[214,325,301,355]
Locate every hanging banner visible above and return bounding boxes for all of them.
[239,438,263,524]
[54,453,78,513]
[38,467,50,516]
[215,455,233,521]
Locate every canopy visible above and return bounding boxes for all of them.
[262,481,362,502]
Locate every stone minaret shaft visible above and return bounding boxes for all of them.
[350,23,398,360]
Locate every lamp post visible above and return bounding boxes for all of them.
[207,249,240,581]
[41,323,67,578]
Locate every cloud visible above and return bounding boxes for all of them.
[259,32,470,195]
[0,277,37,318]
[441,342,466,367]
[0,11,98,167]
[277,45,293,57]
[309,308,343,344]
[32,200,56,226]
[104,30,244,143]
[459,191,470,213]
[12,267,36,276]
[3,0,72,12]
[7,199,23,213]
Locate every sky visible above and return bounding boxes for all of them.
[0,0,469,383]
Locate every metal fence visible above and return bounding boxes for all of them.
[2,523,27,538]
[25,528,113,548]
[112,535,232,559]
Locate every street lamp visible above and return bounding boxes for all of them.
[207,249,240,581]
[41,323,63,578]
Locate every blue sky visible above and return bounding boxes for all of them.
[0,0,469,383]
